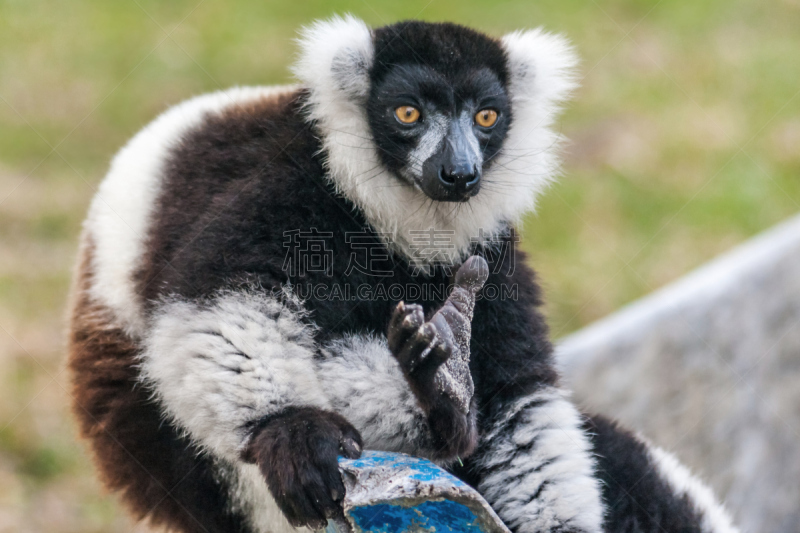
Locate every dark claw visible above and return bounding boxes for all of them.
[340,436,362,458]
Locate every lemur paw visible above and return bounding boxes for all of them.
[387,256,488,460]
[387,256,489,406]
[387,301,451,405]
[242,407,362,530]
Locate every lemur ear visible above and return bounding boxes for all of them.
[293,15,374,104]
[500,29,579,122]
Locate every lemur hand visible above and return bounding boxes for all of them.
[242,407,362,530]
[387,255,489,459]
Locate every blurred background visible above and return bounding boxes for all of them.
[0,0,798,531]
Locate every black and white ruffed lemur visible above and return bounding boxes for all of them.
[67,16,739,533]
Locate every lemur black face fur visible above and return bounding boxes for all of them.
[366,22,512,202]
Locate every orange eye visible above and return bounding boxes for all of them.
[475,109,498,128]
[395,106,421,124]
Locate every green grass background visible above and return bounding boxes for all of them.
[0,0,798,530]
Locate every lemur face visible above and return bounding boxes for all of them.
[366,22,512,203]
[297,17,577,255]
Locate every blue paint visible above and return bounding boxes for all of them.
[330,451,501,533]
[348,500,484,533]
[340,451,468,488]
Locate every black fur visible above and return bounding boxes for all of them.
[370,21,510,88]
[585,416,706,533]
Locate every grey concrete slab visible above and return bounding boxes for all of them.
[557,214,800,533]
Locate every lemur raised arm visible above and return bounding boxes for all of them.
[68,16,739,533]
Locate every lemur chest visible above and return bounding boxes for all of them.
[281,228,456,337]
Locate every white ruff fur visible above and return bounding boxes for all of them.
[293,15,578,265]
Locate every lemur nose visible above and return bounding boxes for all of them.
[439,164,480,191]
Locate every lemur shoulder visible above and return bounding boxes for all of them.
[68,16,739,533]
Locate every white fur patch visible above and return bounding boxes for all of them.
[293,16,578,264]
[477,388,604,533]
[85,85,295,336]
[405,112,450,180]
[138,290,329,460]
[648,445,740,533]
[316,333,434,456]
[222,461,312,533]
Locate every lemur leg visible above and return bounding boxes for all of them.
[139,291,362,530]
[455,402,739,533]
[465,389,605,533]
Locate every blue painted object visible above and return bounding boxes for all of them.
[324,451,509,533]
[348,500,485,533]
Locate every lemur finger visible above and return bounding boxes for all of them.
[410,315,453,388]
[309,450,347,519]
[388,301,425,354]
[454,255,490,293]
[339,437,362,460]
[303,425,352,520]
[433,304,469,341]
[442,256,489,317]
[395,322,438,371]
[411,337,453,385]
[390,301,424,327]
[441,286,472,315]
[435,256,487,317]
